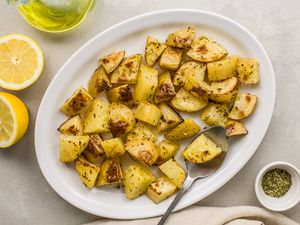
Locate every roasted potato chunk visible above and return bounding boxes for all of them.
[171,88,208,112]
[147,176,177,203]
[201,103,230,127]
[60,87,93,117]
[207,56,239,82]
[228,92,258,120]
[156,140,179,164]
[237,58,260,84]
[126,122,157,142]
[76,156,100,189]
[183,75,211,99]
[159,159,186,188]
[109,102,135,137]
[57,115,83,136]
[124,140,158,166]
[83,99,110,134]
[101,137,125,158]
[107,84,134,106]
[133,64,158,104]
[182,134,223,163]
[59,134,90,162]
[82,134,105,163]
[156,103,183,133]
[154,71,176,103]
[165,118,200,141]
[166,26,195,48]
[124,164,156,200]
[145,36,167,67]
[187,36,228,62]
[87,67,111,97]
[111,54,142,84]
[210,77,239,103]
[225,119,248,137]
[160,47,183,70]
[135,101,162,126]
[96,158,123,186]
[100,51,125,73]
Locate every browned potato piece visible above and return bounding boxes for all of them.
[159,159,186,188]
[107,84,134,107]
[160,47,183,70]
[60,87,93,117]
[187,36,228,62]
[183,75,211,99]
[156,103,183,133]
[210,77,239,103]
[82,134,105,163]
[57,115,83,136]
[225,119,248,137]
[237,58,260,84]
[164,118,200,141]
[166,27,195,48]
[124,140,158,166]
[135,101,162,126]
[111,54,142,84]
[109,102,135,137]
[126,122,157,142]
[207,56,239,82]
[96,158,123,186]
[145,36,167,67]
[147,176,177,203]
[75,156,100,189]
[99,51,125,73]
[156,140,179,163]
[133,64,158,105]
[154,71,176,103]
[228,92,258,120]
[101,137,125,158]
[201,103,230,127]
[87,67,111,97]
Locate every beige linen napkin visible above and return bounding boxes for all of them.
[83,206,299,225]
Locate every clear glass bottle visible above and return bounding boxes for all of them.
[8,0,95,33]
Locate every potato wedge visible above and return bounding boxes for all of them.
[111,54,142,84]
[83,99,110,134]
[124,164,156,200]
[75,156,100,189]
[107,84,134,106]
[225,119,248,137]
[135,101,162,126]
[201,103,230,127]
[160,47,183,70]
[156,140,179,163]
[145,36,167,67]
[133,64,158,105]
[82,134,105,163]
[87,67,111,97]
[100,51,125,73]
[170,88,208,112]
[164,118,200,141]
[166,26,195,48]
[154,71,176,103]
[101,137,125,158]
[126,122,157,142]
[207,56,239,82]
[159,159,186,188]
[228,92,258,120]
[96,158,123,186]
[109,102,135,137]
[124,140,158,166]
[237,58,260,84]
[156,103,183,133]
[60,87,93,117]
[210,77,239,103]
[187,36,228,62]
[59,134,90,162]
[182,134,223,163]
[173,61,206,87]
[147,176,177,204]
[183,75,211,99]
[57,115,83,136]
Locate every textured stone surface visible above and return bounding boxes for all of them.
[0,0,299,224]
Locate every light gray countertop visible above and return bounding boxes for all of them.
[0,0,300,224]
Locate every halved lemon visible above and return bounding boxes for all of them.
[0,92,29,148]
[0,34,44,90]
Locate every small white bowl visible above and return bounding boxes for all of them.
[255,161,300,211]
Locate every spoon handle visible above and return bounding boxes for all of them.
[157,177,194,225]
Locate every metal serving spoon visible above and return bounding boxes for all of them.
[157,126,229,225]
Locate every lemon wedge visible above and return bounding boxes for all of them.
[0,34,44,90]
[0,92,29,148]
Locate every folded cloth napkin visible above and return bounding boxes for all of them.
[83,206,299,225]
